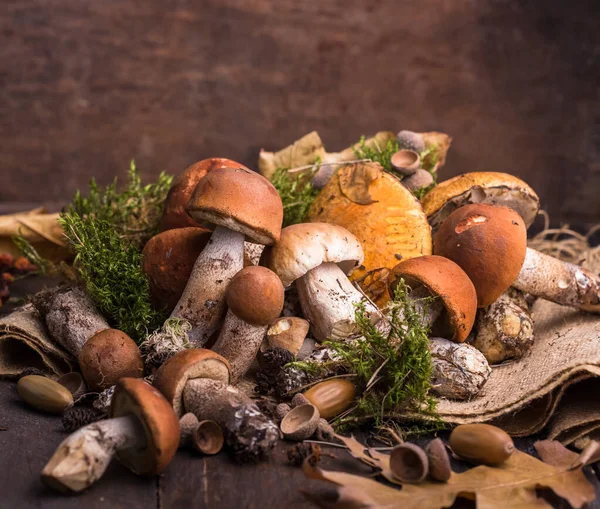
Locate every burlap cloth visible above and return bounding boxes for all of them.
[0,304,74,378]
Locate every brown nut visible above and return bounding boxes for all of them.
[78,329,144,391]
[389,443,429,483]
[17,375,74,414]
[449,423,514,466]
[280,404,320,441]
[303,379,356,420]
[425,438,452,482]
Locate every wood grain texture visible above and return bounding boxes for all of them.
[0,0,598,229]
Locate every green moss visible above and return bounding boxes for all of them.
[353,136,399,173]
[271,166,320,227]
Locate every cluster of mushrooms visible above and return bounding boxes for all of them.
[15,131,600,494]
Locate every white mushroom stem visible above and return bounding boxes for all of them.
[514,248,600,311]
[171,226,245,346]
[183,378,279,461]
[212,310,267,383]
[295,262,379,342]
[41,416,144,493]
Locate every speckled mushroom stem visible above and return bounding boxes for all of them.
[183,378,279,462]
[295,262,380,342]
[514,248,600,312]
[171,226,245,346]
[179,412,200,448]
[41,416,144,493]
[31,286,109,356]
[212,310,267,383]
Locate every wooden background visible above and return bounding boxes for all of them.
[1,0,598,229]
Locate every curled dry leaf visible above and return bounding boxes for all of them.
[304,439,596,509]
[337,163,382,205]
[420,132,452,173]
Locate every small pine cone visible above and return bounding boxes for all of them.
[62,407,106,432]
[292,393,310,408]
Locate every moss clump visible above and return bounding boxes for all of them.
[353,136,399,172]
[271,166,320,227]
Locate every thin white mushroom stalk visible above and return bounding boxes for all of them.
[171,226,245,346]
[41,416,144,493]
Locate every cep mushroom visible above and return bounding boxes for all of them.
[42,378,179,493]
[265,222,379,342]
[153,349,279,461]
[212,266,284,382]
[170,167,283,346]
[434,203,600,311]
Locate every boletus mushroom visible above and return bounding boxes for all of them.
[264,317,310,355]
[170,166,283,346]
[212,266,284,382]
[265,222,378,342]
[153,349,279,461]
[434,203,600,311]
[42,378,179,493]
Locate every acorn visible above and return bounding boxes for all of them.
[17,375,73,414]
[389,443,429,483]
[425,438,452,482]
[449,424,514,466]
[303,379,356,420]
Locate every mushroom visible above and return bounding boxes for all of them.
[142,227,211,312]
[42,378,179,493]
[264,317,310,355]
[265,223,379,342]
[422,172,540,234]
[212,266,284,382]
[434,203,600,311]
[170,167,283,346]
[387,255,478,343]
[153,349,279,461]
[160,158,251,231]
[307,163,432,308]
[78,329,144,391]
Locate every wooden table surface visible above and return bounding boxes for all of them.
[3,278,600,508]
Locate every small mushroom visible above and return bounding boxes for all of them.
[422,171,540,234]
[396,130,426,153]
[280,404,321,441]
[265,317,310,355]
[425,438,452,482]
[266,223,379,341]
[160,158,250,231]
[142,227,211,312]
[42,378,179,493]
[391,150,421,176]
[403,169,434,193]
[435,203,600,311]
[212,266,284,382]
[171,167,283,346]
[388,255,478,343]
[389,443,429,483]
[153,349,279,461]
[56,372,87,401]
[78,329,144,391]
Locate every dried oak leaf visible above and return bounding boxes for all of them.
[420,132,452,173]
[306,438,596,509]
[338,163,382,205]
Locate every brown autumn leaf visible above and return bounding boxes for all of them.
[337,163,382,205]
[306,440,596,509]
[420,132,452,173]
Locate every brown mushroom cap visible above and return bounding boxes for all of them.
[388,255,477,343]
[161,158,250,231]
[78,329,143,391]
[265,223,364,287]
[434,203,527,307]
[153,349,231,417]
[142,227,211,312]
[225,266,284,326]
[186,167,283,245]
[110,378,180,475]
[422,172,540,230]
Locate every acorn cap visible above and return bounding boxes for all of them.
[388,255,477,343]
[78,329,143,391]
[225,266,284,326]
[153,349,231,417]
[265,223,364,287]
[186,167,283,245]
[161,158,249,231]
[422,172,540,231]
[142,227,211,312]
[434,203,527,307]
[110,378,179,475]
[307,167,431,307]
[390,149,420,175]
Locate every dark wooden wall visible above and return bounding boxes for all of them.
[1,0,598,229]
